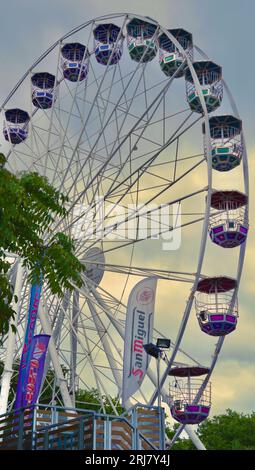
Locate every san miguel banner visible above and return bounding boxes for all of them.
[122,277,157,407]
[15,283,42,410]
[22,334,50,407]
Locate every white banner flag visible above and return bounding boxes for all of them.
[122,277,157,407]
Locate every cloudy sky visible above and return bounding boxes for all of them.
[1,0,255,418]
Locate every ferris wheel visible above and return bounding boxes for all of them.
[0,13,249,449]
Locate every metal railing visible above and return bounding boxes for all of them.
[0,403,163,450]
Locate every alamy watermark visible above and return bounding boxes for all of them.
[71,197,182,251]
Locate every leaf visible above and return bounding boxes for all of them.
[0,154,85,336]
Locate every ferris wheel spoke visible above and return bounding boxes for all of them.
[50,61,114,192]
[89,286,172,402]
[0,262,25,415]
[90,216,204,257]
[98,140,202,194]
[69,290,79,402]
[75,186,205,258]
[78,104,188,160]
[83,262,196,283]
[60,116,204,247]
[83,62,169,127]
[40,292,71,389]
[42,44,63,178]
[77,314,123,415]
[59,67,189,212]
[42,284,95,335]
[72,104,188,176]
[55,17,130,195]
[75,66,120,195]
[81,114,202,238]
[49,22,95,183]
[41,106,92,191]
[89,85,191,206]
[102,166,205,235]
[58,47,182,210]
[86,298,123,393]
[47,85,175,237]
[104,113,201,200]
[37,301,73,408]
[71,145,202,207]
[42,290,115,395]
[79,322,107,414]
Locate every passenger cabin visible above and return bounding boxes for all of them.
[93,23,123,65]
[169,366,211,425]
[209,190,248,248]
[61,43,89,82]
[159,28,193,78]
[31,72,56,109]
[185,61,223,113]
[127,18,158,63]
[203,115,243,172]
[195,276,238,336]
[3,108,29,144]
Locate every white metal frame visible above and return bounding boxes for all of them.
[0,14,248,452]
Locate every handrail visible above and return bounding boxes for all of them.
[34,412,157,450]
[0,403,162,450]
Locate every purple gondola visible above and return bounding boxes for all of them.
[3,108,29,144]
[93,23,123,66]
[169,366,211,425]
[195,276,238,336]
[61,43,89,82]
[31,72,56,109]
[209,190,248,248]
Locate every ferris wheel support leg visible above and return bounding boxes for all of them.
[70,290,79,406]
[87,298,123,392]
[38,304,73,409]
[165,423,206,450]
[0,261,23,416]
[40,291,70,397]
[183,425,206,450]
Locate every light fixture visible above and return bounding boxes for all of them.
[156,338,171,349]
[143,343,160,359]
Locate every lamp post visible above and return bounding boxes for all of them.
[143,339,170,409]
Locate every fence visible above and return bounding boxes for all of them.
[0,403,165,450]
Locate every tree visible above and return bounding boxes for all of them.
[166,409,255,450]
[165,423,195,450]
[75,388,125,415]
[0,153,85,338]
[197,409,255,450]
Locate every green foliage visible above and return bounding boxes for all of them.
[197,409,255,450]
[75,388,124,415]
[166,409,255,450]
[165,423,196,450]
[103,396,125,415]
[0,153,85,338]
